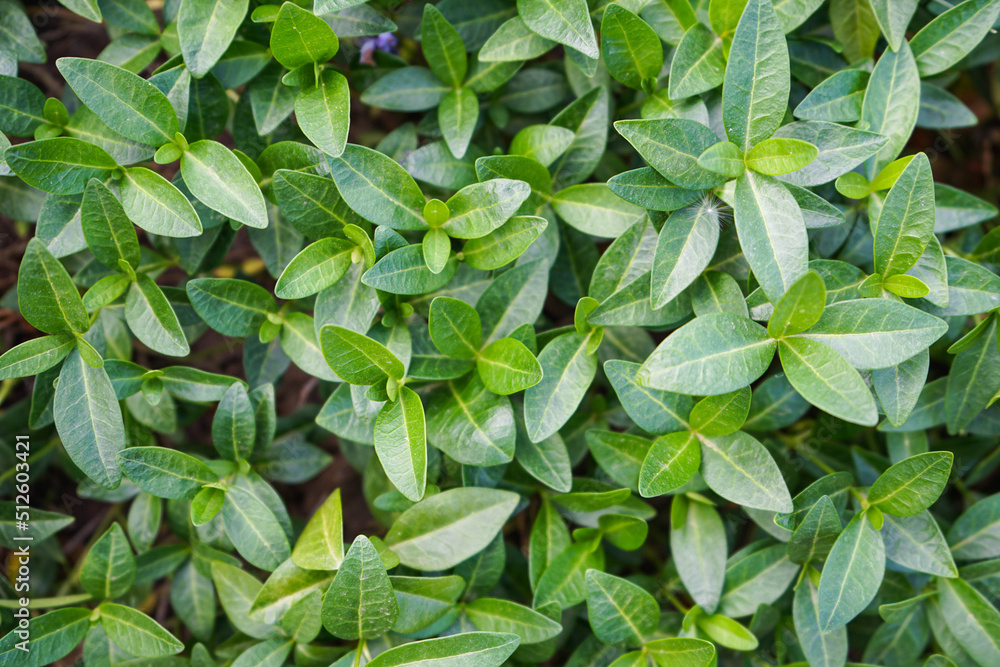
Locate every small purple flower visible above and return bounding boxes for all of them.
[359,32,399,65]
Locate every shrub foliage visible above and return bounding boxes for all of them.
[1,0,1000,665]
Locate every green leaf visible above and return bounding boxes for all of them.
[515,415,572,492]
[744,137,818,175]
[734,170,808,302]
[330,144,427,230]
[670,23,726,100]
[524,331,598,443]
[698,141,744,178]
[700,430,793,512]
[671,495,727,612]
[585,570,659,648]
[936,576,1000,665]
[187,277,277,337]
[779,336,878,426]
[480,17,555,62]
[650,203,720,309]
[551,183,646,239]
[99,602,184,657]
[881,510,958,577]
[291,489,344,570]
[510,125,574,168]
[422,4,467,88]
[910,0,1000,77]
[722,0,789,150]
[0,334,74,381]
[270,2,338,70]
[360,66,450,112]
[689,387,751,436]
[426,375,516,466]
[768,270,826,338]
[793,571,848,667]
[462,215,547,270]
[873,152,935,277]
[818,510,885,631]
[788,496,843,564]
[118,446,218,499]
[321,535,398,639]
[831,0,879,62]
[614,118,726,191]
[444,178,529,239]
[17,237,89,335]
[119,167,203,238]
[295,69,350,158]
[601,5,663,90]
[639,313,776,395]
[365,632,520,667]
[6,137,118,194]
[0,608,91,667]
[221,484,291,570]
[320,324,404,385]
[773,120,889,188]
[0,75,45,137]
[466,598,562,644]
[178,0,248,77]
[860,41,920,177]
[213,382,255,461]
[180,140,268,228]
[868,451,953,516]
[125,274,190,357]
[57,57,178,146]
[517,0,597,58]
[429,296,481,359]
[80,523,135,600]
[438,87,479,159]
[54,350,125,488]
[390,575,464,634]
[385,487,519,570]
[375,386,427,502]
[794,69,870,122]
[81,178,139,270]
[478,337,542,395]
[275,238,354,300]
[638,431,700,497]
[797,298,948,369]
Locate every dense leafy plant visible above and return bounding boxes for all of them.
[1,0,1000,665]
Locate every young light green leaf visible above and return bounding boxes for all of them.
[477,337,542,395]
